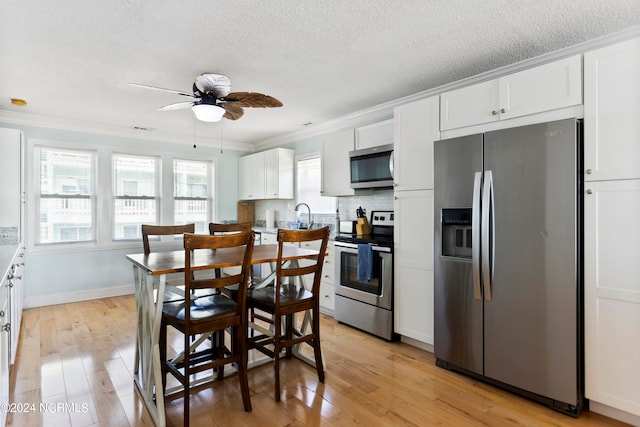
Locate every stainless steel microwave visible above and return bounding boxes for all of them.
[349,144,394,189]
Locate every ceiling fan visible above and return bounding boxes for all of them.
[129,73,283,122]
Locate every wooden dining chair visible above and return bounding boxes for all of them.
[141,224,195,301]
[141,223,195,255]
[246,226,329,402]
[160,231,255,424]
[209,222,254,297]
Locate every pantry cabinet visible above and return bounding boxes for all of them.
[393,96,439,346]
[239,148,294,200]
[321,128,354,196]
[584,37,640,418]
[440,55,582,130]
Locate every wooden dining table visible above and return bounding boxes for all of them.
[126,243,321,427]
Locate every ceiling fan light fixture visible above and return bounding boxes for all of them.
[191,103,225,122]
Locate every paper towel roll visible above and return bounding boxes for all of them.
[265,209,275,228]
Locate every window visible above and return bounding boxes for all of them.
[36,147,95,244]
[113,154,158,240]
[296,155,336,215]
[174,159,212,233]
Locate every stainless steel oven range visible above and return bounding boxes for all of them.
[334,210,395,340]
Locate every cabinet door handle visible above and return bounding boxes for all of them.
[491,110,498,116]
[2,323,10,332]
[586,189,593,195]
[586,169,592,175]
[500,108,506,114]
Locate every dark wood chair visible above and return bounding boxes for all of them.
[209,222,253,277]
[160,231,255,424]
[141,224,195,301]
[246,226,329,402]
[141,223,195,255]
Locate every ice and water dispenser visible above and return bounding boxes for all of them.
[441,208,472,259]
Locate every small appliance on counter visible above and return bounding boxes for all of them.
[339,220,357,234]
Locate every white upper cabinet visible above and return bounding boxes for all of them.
[239,148,294,200]
[393,96,440,191]
[321,128,355,196]
[584,37,640,182]
[355,119,394,150]
[440,79,500,130]
[440,55,582,130]
[238,151,265,200]
[264,148,294,199]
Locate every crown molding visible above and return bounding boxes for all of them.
[0,109,255,152]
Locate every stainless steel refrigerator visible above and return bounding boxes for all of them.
[433,118,584,416]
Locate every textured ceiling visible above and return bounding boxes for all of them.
[1,1,639,145]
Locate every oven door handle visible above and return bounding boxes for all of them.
[334,242,392,253]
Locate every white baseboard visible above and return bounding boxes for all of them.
[24,284,135,309]
[589,401,640,426]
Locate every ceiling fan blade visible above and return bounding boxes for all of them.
[128,83,195,98]
[158,101,194,111]
[221,92,283,108]
[222,103,244,120]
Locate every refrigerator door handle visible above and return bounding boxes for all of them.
[472,171,482,300]
[482,170,494,302]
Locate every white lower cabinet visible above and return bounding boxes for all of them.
[584,179,640,417]
[295,239,335,314]
[393,190,434,344]
[0,289,8,427]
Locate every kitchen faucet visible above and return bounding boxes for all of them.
[295,202,313,229]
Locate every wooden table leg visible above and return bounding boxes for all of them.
[133,267,167,427]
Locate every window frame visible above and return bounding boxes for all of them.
[112,153,161,241]
[295,152,336,216]
[27,138,218,252]
[34,145,97,246]
[173,158,214,233]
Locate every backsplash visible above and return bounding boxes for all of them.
[253,190,394,230]
[337,190,394,220]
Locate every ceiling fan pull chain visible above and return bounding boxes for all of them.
[193,117,197,149]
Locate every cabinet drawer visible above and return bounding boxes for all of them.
[319,281,335,312]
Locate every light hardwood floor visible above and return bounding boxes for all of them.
[7,295,630,427]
